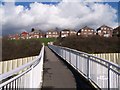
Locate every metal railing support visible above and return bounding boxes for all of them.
[87,56,90,79]
[48,45,120,89]
[69,50,71,64]
[108,63,110,90]
[76,54,78,70]
[0,46,44,89]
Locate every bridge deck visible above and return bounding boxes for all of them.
[42,46,94,89]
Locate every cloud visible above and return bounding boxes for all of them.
[1,1,118,35]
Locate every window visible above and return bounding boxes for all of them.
[62,31,64,33]
[104,34,110,37]
[78,33,80,35]
[89,33,92,34]
[103,31,106,33]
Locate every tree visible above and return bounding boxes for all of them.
[31,28,35,32]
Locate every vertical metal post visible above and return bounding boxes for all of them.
[9,83,11,90]
[11,81,12,89]
[14,80,15,90]
[2,86,4,90]
[5,84,8,90]
[76,53,78,70]
[30,66,33,88]
[69,50,71,64]
[12,81,14,90]
[60,47,62,57]
[87,56,90,79]
[17,78,19,90]
[65,49,66,60]
[19,77,21,88]
[62,48,63,58]
[108,64,110,90]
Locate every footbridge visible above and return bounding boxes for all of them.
[0,45,120,90]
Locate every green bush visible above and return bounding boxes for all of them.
[38,38,56,46]
[2,38,42,61]
[54,36,120,53]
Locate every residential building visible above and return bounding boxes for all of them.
[97,25,113,37]
[113,26,120,37]
[8,34,20,40]
[20,31,29,39]
[77,26,94,37]
[60,29,76,37]
[29,29,45,39]
[60,29,70,37]
[46,30,59,38]
[69,30,77,36]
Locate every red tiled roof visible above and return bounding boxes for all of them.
[21,31,29,34]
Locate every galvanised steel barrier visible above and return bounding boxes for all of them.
[0,46,44,89]
[48,45,120,89]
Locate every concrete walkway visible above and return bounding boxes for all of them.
[42,46,76,89]
[42,46,95,90]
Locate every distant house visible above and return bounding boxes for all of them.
[60,29,76,37]
[20,31,29,39]
[60,29,70,37]
[77,26,94,37]
[9,34,20,40]
[113,26,120,37]
[29,28,45,39]
[69,30,77,36]
[97,25,113,37]
[46,30,59,38]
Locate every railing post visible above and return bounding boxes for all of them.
[60,46,62,57]
[62,48,63,58]
[65,49,66,60]
[108,64,110,90]
[48,45,120,89]
[76,53,78,70]
[87,56,90,79]
[69,50,71,64]
[30,65,33,88]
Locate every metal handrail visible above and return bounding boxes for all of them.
[0,45,44,89]
[48,45,120,89]
[59,45,120,69]
[0,58,38,81]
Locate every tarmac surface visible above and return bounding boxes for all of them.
[42,46,96,90]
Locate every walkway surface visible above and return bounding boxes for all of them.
[42,46,95,90]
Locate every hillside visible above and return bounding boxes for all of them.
[2,38,42,61]
[54,36,120,53]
